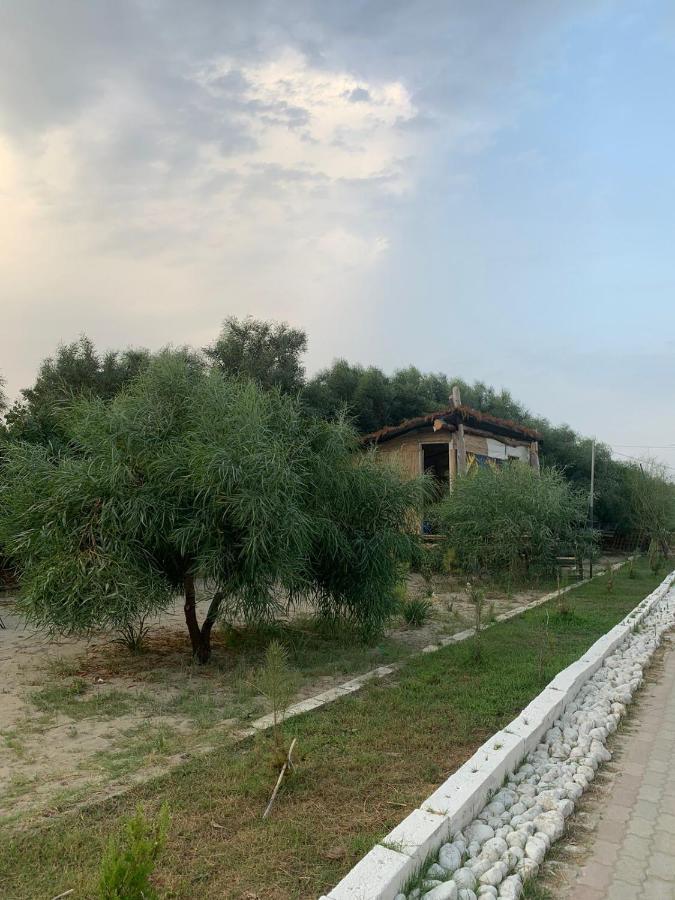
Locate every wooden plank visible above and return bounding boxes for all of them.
[456,423,467,475]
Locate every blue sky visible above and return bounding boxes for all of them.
[1,1,673,469]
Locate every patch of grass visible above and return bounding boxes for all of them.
[1,729,29,759]
[90,724,185,780]
[0,560,664,900]
[29,680,137,721]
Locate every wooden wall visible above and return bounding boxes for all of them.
[373,426,532,479]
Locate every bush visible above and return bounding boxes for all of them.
[0,354,425,661]
[98,803,170,900]
[435,463,593,579]
[401,597,433,627]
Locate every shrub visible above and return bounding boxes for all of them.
[401,598,433,627]
[98,803,170,900]
[435,463,593,579]
[0,354,425,662]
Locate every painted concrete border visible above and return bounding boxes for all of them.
[242,558,637,741]
[323,568,675,900]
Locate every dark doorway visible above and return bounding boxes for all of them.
[422,443,450,482]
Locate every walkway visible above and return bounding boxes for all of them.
[568,632,675,899]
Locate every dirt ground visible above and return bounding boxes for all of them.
[0,558,624,827]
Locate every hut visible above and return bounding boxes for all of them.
[361,386,542,489]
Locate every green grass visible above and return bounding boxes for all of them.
[0,560,664,900]
[30,680,136,721]
[89,724,185,779]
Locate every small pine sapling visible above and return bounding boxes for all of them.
[467,581,486,662]
[98,803,170,900]
[648,539,662,575]
[253,640,298,764]
[536,611,555,682]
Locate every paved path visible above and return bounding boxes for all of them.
[571,632,675,899]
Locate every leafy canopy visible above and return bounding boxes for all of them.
[435,463,592,579]
[205,316,307,395]
[0,352,424,642]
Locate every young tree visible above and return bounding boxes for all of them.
[205,316,307,394]
[435,463,592,579]
[0,353,423,662]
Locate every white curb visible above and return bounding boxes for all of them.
[324,568,675,900]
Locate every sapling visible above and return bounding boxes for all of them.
[606,566,615,594]
[648,539,662,575]
[253,640,298,764]
[98,803,170,900]
[467,581,486,662]
[536,611,555,682]
[627,557,636,579]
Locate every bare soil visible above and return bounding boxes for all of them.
[0,557,624,826]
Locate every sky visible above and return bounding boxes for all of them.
[1,0,674,470]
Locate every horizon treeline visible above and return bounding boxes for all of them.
[1,317,673,540]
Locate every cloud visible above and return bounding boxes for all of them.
[0,0,598,403]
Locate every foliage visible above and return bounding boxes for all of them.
[253,640,298,756]
[624,460,675,552]
[98,803,170,900]
[0,372,7,415]
[4,336,152,449]
[205,316,307,394]
[436,463,593,579]
[401,597,433,627]
[0,353,425,661]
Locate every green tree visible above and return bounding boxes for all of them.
[435,463,592,578]
[5,336,152,448]
[0,353,423,662]
[205,316,307,394]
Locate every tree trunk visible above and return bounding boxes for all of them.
[183,574,223,664]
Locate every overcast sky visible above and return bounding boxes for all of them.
[1,1,674,470]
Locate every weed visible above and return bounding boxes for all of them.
[113,617,152,654]
[401,598,433,628]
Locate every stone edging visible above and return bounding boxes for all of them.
[321,568,675,900]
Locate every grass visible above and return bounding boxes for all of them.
[30,681,136,721]
[0,559,664,900]
[89,724,185,779]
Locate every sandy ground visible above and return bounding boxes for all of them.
[0,559,623,827]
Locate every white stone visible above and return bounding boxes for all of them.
[423,882,457,900]
[438,843,463,873]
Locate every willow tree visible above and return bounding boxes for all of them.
[0,353,423,662]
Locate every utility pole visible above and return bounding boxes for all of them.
[589,438,596,578]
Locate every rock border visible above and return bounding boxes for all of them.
[321,568,675,900]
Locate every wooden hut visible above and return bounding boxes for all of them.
[361,386,542,489]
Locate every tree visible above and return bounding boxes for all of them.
[0,373,7,415]
[5,336,152,448]
[0,353,423,662]
[205,316,307,394]
[435,463,593,579]
[623,459,675,554]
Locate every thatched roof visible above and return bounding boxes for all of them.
[361,404,542,445]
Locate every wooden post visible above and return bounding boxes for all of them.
[529,441,540,473]
[456,424,467,475]
[450,385,467,476]
[589,438,595,578]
